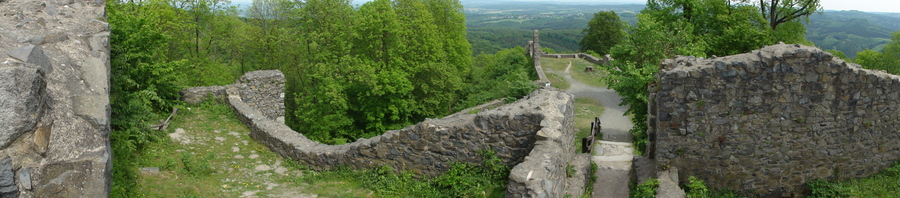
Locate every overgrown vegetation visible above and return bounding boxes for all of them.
[630,178,659,198]
[808,163,900,197]
[294,150,511,197]
[681,176,742,198]
[855,31,900,74]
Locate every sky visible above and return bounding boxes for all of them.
[231,0,900,13]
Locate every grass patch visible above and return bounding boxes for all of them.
[541,58,608,88]
[134,100,364,197]
[808,162,900,197]
[574,97,605,152]
[546,72,571,90]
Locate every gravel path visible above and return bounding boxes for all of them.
[547,61,633,142]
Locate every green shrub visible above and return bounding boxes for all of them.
[684,176,710,198]
[630,178,659,198]
[808,179,853,198]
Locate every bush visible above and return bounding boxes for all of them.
[630,178,659,198]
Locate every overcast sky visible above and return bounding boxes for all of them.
[231,0,900,13]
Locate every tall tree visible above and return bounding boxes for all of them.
[579,11,625,55]
[754,0,821,30]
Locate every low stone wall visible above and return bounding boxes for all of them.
[541,53,612,65]
[649,44,900,196]
[184,70,577,197]
[236,70,285,120]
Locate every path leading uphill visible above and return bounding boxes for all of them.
[545,61,634,142]
[544,59,636,198]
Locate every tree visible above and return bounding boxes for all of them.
[855,31,900,74]
[644,0,774,56]
[601,13,707,152]
[579,11,625,55]
[753,0,821,30]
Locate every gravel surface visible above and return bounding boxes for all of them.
[546,62,633,142]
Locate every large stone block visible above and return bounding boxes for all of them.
[0,67,46,149]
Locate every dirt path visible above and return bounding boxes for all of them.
[547,61,633,142]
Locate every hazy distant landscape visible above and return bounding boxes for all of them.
[460,1,900,58]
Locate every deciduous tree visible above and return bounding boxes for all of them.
[579,11,625,55]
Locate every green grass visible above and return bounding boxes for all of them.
[135,100,371,197]
[808,163,900,197]
[574,97,605,152]
[547,72,571,90]
[541,58,608,88]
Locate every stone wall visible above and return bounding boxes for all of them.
[184,70,577,197]
[649,44,900,196]
[0,0,110,197]
[541,53,612,65]
[236,70,285,121]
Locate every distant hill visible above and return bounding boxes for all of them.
[464,3,641,55]
[807,10,900,58]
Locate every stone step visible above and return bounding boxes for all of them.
[591,141,634,198]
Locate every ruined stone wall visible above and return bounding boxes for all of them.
[0,0,110,197]
[236,70,285,121]
[541,53,612,65]
[649,44,900,196]
[181,70,284,121]
[184,70,578,197]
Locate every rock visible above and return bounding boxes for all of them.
[7,45,52,74]
[0,66,46,149]
[656,168,685,198]
[140,167,160,174]
[0,158,17,198]
[19,168,31,190]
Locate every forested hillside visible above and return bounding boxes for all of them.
[464,2,900,58]
[808,10,900,57]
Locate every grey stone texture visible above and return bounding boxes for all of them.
[0,67,45,149]
[183,70,579,197]
[0,0,111,196]
[181,85,228,104]
[648,44,900,196]
[236,70,285,120]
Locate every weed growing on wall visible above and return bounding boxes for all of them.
[293,149,510,197]
[808,162,900,197]
[630,178,659,198]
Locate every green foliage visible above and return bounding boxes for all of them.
[630,178,659,198]
[807,179,853,198]
[296,150,510,198]
[684,176,710,198]
[179,152,216,177]
[807,10,900,58]
[457,47,538,109]
[580,11,625,55]
[108,0,189,196]
[807,162,900,197]
[825,49,849,60]
[855,31,900,75]
[603,13,706,153]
